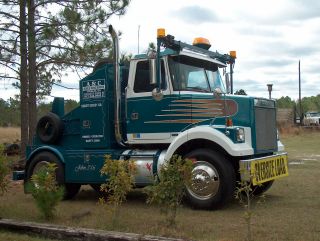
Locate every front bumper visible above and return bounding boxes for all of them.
[239,152,288,185]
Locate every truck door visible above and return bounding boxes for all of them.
[126,58,174,144]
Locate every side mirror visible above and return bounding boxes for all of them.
[225,73,231,94]
[213,87,222,99]
[152,88,163,101]
[149,59,157,85]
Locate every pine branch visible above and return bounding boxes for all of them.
[0,39,21,43]
[33,0,61,8]
[0,75,20,81]
[0,0,19,4]
[0,28,20,34]
[36,44,76,53]
[0,22,21,29]
[0,11,20,21]
[0,58,20,66]
[33,0,108,8]
[0,45,20,56]
[0,62,20,75]
[37,58,93,68]
[35,17,106,29]
[56,30,80,49]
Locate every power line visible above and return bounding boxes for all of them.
[52,82,78,90]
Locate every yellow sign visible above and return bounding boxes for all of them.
[251,154,289,185]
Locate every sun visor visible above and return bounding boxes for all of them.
[180,48,227,68]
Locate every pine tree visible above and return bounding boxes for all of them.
[0,0,130,158]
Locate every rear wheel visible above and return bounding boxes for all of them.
[90,184,103,194]
[185,149,235,209]
[26,151,80,200]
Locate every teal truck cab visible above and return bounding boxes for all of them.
[20,26,288,209]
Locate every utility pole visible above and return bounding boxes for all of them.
[298,60,302,125]
[230,63,233,94]
[267,84,273,99]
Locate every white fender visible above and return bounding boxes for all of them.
[164,125,254,161]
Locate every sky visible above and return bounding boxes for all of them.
[1,0,320,101]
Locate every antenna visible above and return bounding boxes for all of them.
[138,25,140,54]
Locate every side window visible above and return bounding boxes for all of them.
[133,60,166,93]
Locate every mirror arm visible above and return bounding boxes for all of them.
[229,63,233,94]
[156,38,162,91]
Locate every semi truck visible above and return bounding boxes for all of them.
[18,26,288,209]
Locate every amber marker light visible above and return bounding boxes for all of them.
[193,37,210,45]
[157,28,166,38]
[226,118,233,127]
[193,37,211,50]
[230,50,237,58]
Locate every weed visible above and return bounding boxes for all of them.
[27,163,64,220]
[0,145,9,196]
[145,155,193,227]
[99,155,137,227]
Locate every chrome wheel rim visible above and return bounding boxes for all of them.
[33,161,50,174]
[187,161,220,200]
[31,161,50,188]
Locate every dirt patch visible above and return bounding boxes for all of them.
[0,127,20,144]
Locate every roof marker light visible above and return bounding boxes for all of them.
[157,28,166,38]
[230,50,237,58]
[193,37,211,50]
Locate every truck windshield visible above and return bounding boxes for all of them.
[168,55,226,93]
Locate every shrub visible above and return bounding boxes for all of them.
[0,145,9,196]
[99,155,137,226]
[27,163,64,220]
[145,155,193,226]
[235,169,265,241]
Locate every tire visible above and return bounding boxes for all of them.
[184,149,235,209]
[26,151,80,200]
[90,184,104,194]
[251,180,274,196]
[64,183,81,200]
[90,184,109,198]
[36,112,64,144]
[90,184,101,193]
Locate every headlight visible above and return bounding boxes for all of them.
[236,128,245,142]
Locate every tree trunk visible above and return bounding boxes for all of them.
[27,0,37,144]
[20,0,28,159]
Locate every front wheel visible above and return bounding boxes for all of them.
[184,149,235,209]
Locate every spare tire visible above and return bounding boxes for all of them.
[36,112,64,144]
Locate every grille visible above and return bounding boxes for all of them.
[255,107,277,152]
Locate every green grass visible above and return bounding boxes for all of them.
[281,130,320,161]
[0,131,319,241]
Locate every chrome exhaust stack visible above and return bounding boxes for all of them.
[109,25,125,146]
